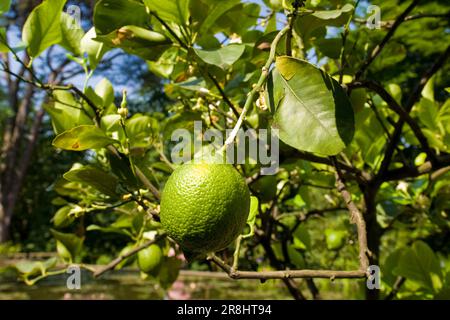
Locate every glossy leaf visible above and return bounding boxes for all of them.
[94,0,151,35]
[52,125,116,151]
[50,229,84,263]
[194,44,245,70]
[0,0,11,15]
[52,206,75,228]
[94,25,171,61]
[294,4,354,40]
[0,28,9,52]
[394,241,443,292]
[22,0,67,58]
[80,28,108,69]
[59,12,84,56]
[45,90,93,135]
[195,0,240,33]
[63,165,119,198]
[95,78,115,107]
[266,56,354,155]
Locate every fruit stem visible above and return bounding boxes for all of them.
[232,235,243,270]
[221,24,292,150]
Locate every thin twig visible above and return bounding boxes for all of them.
[385,276,406,300]
[223,24,293,149]
[331,157,370,272]
[376,45,450,180]
[208,254,365,280]
[93,233,166,277]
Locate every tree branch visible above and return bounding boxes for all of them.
[385,276,406,300]
[355,0,421,79]
[93,233,166,278]
[332,157,370,272]
[349,79,437,164]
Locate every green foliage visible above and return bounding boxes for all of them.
[267,56,354,155]
[194,44,246,70]
[52,125,116,151]
[22,0,67,58]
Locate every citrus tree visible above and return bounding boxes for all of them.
[1,0,449,300]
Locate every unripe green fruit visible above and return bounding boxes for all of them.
[325,229,346,250]
[137,244,163,276]
[160,163,250,257]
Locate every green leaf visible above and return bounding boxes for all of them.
[0,0,11,15]
[0,28,9,52]
[63,165,119,198]
[293,225,311,250]
[45,90,94,135]
[94,25,171,61]
[287,246,305,268]
[86,225,132,237]
[80,28,108,69]
[143,0,190,26]
[59,12,84,56]
[394,241,443,292]
[94,0,151,35]
[195,0,241,33]
[52,206,75,228]
[194,44,246,70]
[158,257,181,289]
[294,4,354,40]
[14,261,44,276]
[422,76,435,102]
[147,47,179,78]
[22,0,67,58]
[267,56,354,155]
[243,196,259,238]
[95,78,115,107]
[126,114,159,148]
[314,38,342,59]
[50,229,84,263]
[52,125,116,151]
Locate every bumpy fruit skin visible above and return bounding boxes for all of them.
[160,163,250,256]
[137,244,163,276]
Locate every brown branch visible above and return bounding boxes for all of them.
[206,72,240,118]
[349,80,437,165]
[93,233,166,278]
[292,150,370,182]
[382,155,450,182]
[376,45,450,180]
[332,157,370,272]
[385,276,406,300]
[208,254,365,280]
[355,0,421,79]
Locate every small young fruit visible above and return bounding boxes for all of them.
[325,229,346,250]
[137,244,163,276]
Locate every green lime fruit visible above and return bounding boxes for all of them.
[137,244,163,276]
[160,163,251,256]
